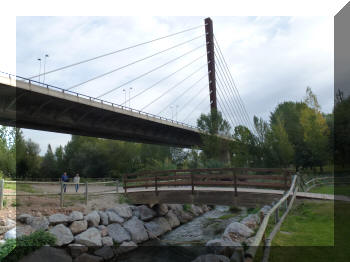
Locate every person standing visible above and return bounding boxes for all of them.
[74,173,80,193]
[61,172,69,193]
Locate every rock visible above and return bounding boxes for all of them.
[165,210,180,228]
[4,227,16,240]
[154,203,169,216]
[144,217,171,239]
[17,225,35,237]
[106,211,124,224]
[230,248,245,262]
[94,246,115,260]
[18,214,33,224]
[202,205,210,212]
[70,220,88,235]
[174,209,193,224]
[167,204,183,212]
[74,253,103,262]
[29,216,49,231]
[206,238,241,257]
[49,213,70,225]
[0,239,5,245]
[102,236,113,246]
[260,205,271,216]
[240,214,260,229]
[69,211,84,222]
[49,224,74,246]
[107,223,131,243]
[85,211,100,227]
[117,241,138,254]
[107,204,132,219]
[191,254,230,262]
[123,216,148,243]
[223,222,254,242]
[68,243,88,258]
[137,205,156,221]
[19,246,72,262]
[98,211,109,226]
[97,225,108,237]
[190,205,203,216]
[75,227,102,246]
[245,236,255,246]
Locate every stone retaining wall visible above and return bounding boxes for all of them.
[9,203,211,261]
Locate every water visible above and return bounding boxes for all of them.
[116,206,247,262]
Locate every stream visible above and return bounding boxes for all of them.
[117,206,248,262]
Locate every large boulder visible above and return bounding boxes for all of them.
[137,205,156,221]
[85,211,100,227]
[191,254,230,262]
[74,253,103,262]
[4,227,16,240]
[49,224,74,246]
[106,211,124,224]
[18,214,33,224]
[260,205,271,216]
[94,246,115,260]
[98,211,109,226]
[19,246,72,262]
[117,241,138,254]
[154,204,169,216]
[29,216,49,231]
[97,225,108,237]
[190,205,204,216]
[70,220,88,235]
[75,228,102,246]
[223,222,254,242]
[123,216,149,243]
[107,204,132,219]
[107,223,131,243]
[102,236,113,246]
[240,214,260,229]
[206,238,241,257]
[49,214,70,225]
[17,225,35,238]
[164,210,180,228]
[144,217,171,239]
[68,243,88,258]
[69,211,84,222]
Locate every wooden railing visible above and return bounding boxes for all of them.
[123,167,294,195]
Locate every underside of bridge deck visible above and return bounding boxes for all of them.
[0,80,205,147]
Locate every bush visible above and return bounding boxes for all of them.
[1,230,56,262]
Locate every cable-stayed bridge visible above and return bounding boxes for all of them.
[0,18,254,147]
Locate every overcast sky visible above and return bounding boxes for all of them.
[16,16,334,154]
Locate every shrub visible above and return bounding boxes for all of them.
[2,230,56,262]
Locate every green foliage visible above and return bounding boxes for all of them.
[182,204,192,212]
[118,194,131,204]
[1,230,56,262]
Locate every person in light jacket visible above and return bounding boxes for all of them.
[74,173,80,192]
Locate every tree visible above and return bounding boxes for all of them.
[268,117,294,167]
[231,125,256,167]
[40,144,57,179]
[197,110,232,165]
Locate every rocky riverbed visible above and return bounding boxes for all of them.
[0,202,272,262]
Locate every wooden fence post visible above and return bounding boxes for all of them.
[115,180,119,193]
[191,172,194,194]
[85,182,88,205]
[60,180,64,207]
[155,175,158,196]
[124,174,127,194]
[0,179,4,210]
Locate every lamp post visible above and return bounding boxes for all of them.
[128,87,133,108]
[37,58,42,82]
[122,89,126,106]
[43,54,49,83]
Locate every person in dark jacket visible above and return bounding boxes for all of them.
[61,172,69,193]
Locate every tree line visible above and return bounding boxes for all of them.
[0,87,347,180]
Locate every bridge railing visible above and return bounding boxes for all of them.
[123,167,294,195]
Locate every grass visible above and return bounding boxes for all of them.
[4,183,40,193]
[218,214,237,220]
[309,184,350,197]
[254,200,340,262]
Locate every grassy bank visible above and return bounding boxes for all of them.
[309,184,350,197]
[254,200,350,262]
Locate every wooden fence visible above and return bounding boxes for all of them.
[0,179,120,209]
[123,167,294,195]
